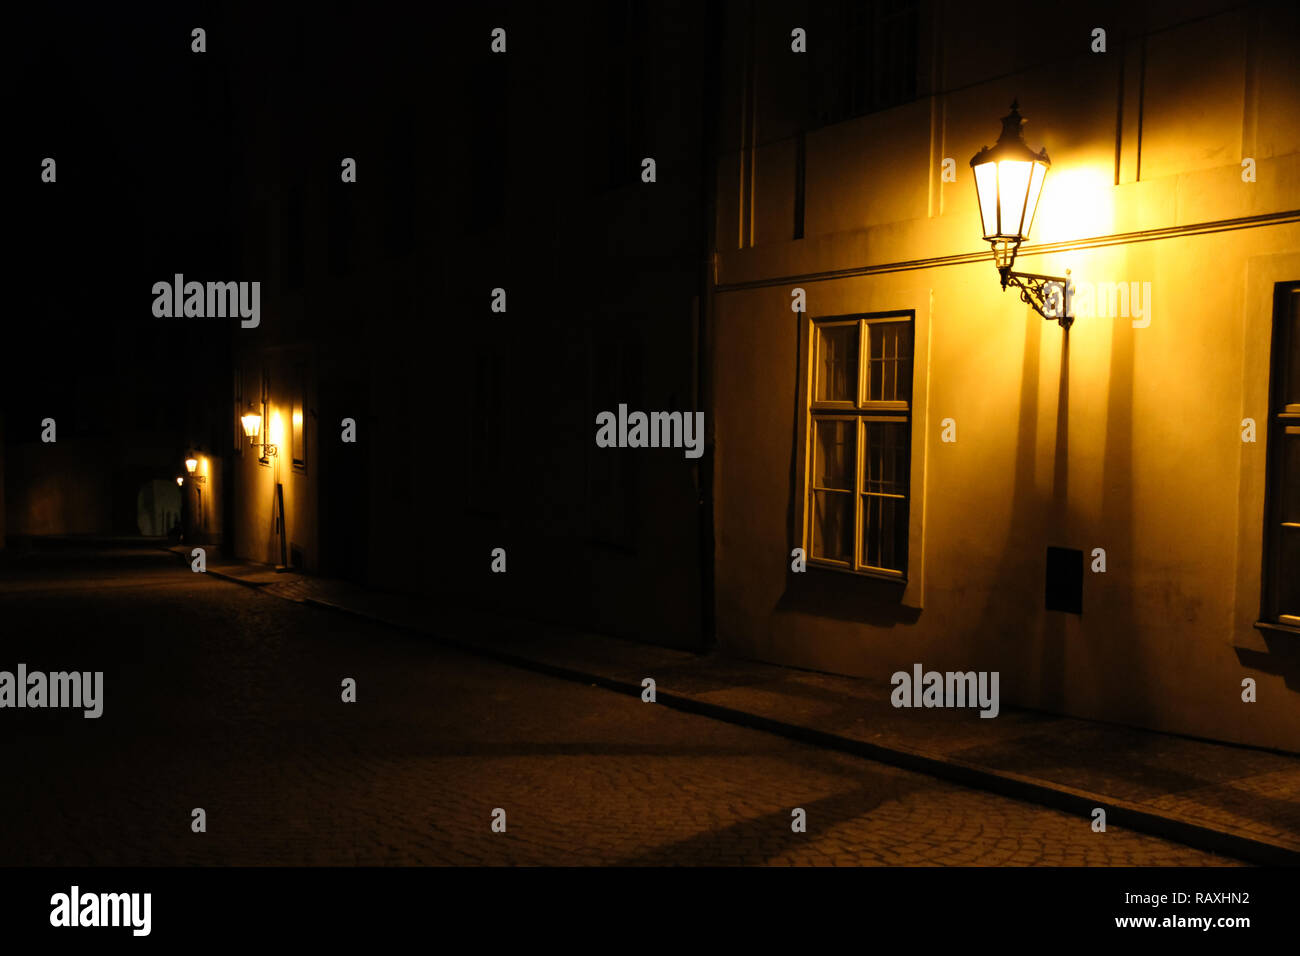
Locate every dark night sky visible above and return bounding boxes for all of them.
[7,7,400,430]
[2,2,551,443]
[2,0,709,466]
[5,5,238,439]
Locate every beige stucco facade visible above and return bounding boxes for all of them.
[227,350,319,572]
[711,2,1300,750]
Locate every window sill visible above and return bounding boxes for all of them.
[807,559,906,585]
[1254,620,1300,639]
[779,558,917,624]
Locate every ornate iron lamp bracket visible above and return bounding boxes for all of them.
[999,266,1074,329]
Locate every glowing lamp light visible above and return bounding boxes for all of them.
[970,101,1049,266]
[184,455,207,484]
[970,101,1072,328]
[176,476,184,486]
[242,407,277,458]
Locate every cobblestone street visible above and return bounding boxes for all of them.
[0,547,1241,866]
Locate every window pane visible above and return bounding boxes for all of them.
[292,368,305,467]
[1269,290,1300,622]
[1286,292,1300,406]
[815,325,857,402]
[1278,527,1300,618]
[861,419,909,573]
[1279,433,1300,524]
[812,490,853,562]
[863,421,908,495]
[866,322,913,403]
[813,418,855,490]
[861,493,908,573]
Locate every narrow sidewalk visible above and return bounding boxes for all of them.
[169,545,1300,864]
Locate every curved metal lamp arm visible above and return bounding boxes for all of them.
[247,436,278,458]
[999,266,1074,329]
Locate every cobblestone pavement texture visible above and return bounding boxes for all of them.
[1,548,1241,865]
[253,559,1300,855]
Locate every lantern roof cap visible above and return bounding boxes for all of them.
[970,100,1051,167]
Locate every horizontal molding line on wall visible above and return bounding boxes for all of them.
[713,208,1300,293]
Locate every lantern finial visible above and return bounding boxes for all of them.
[998,101,1026,146]
[968,101,1072,328]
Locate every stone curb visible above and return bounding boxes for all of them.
[171,549,1299,866]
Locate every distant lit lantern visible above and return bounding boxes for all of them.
[176,476,184,486]
[242,406,277,457]
[970,101,1072,328]
[184,455,207,483]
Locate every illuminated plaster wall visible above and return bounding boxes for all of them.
[711,1,1300,749]
[229,358,318,571]
[182,453,221,543]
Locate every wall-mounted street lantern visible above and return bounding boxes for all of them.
[971,101,1072,328]
[184,457,206,484]
[240,407,277,458]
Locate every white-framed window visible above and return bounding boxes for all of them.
[804,311,913,577]
[291,363,307,472]
[1263,282,1300,629]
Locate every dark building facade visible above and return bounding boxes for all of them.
[219,2,719,649]
[5,6,235,545]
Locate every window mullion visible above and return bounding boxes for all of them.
[855,321,867,570]
[854,415,865,571]
[859,319,869,408]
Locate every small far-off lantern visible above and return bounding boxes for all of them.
[970,100,1072,328]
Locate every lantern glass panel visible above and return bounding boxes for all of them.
[973,162,999,239]
[1022,161,1048,238]
[996,160,1034,238]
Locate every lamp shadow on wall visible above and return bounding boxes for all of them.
[1096,293,1143,726]
[1029,296,1143,724]
[1035,328,1071,708]
[971,291,1146,725]
[950,302,1053,689]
